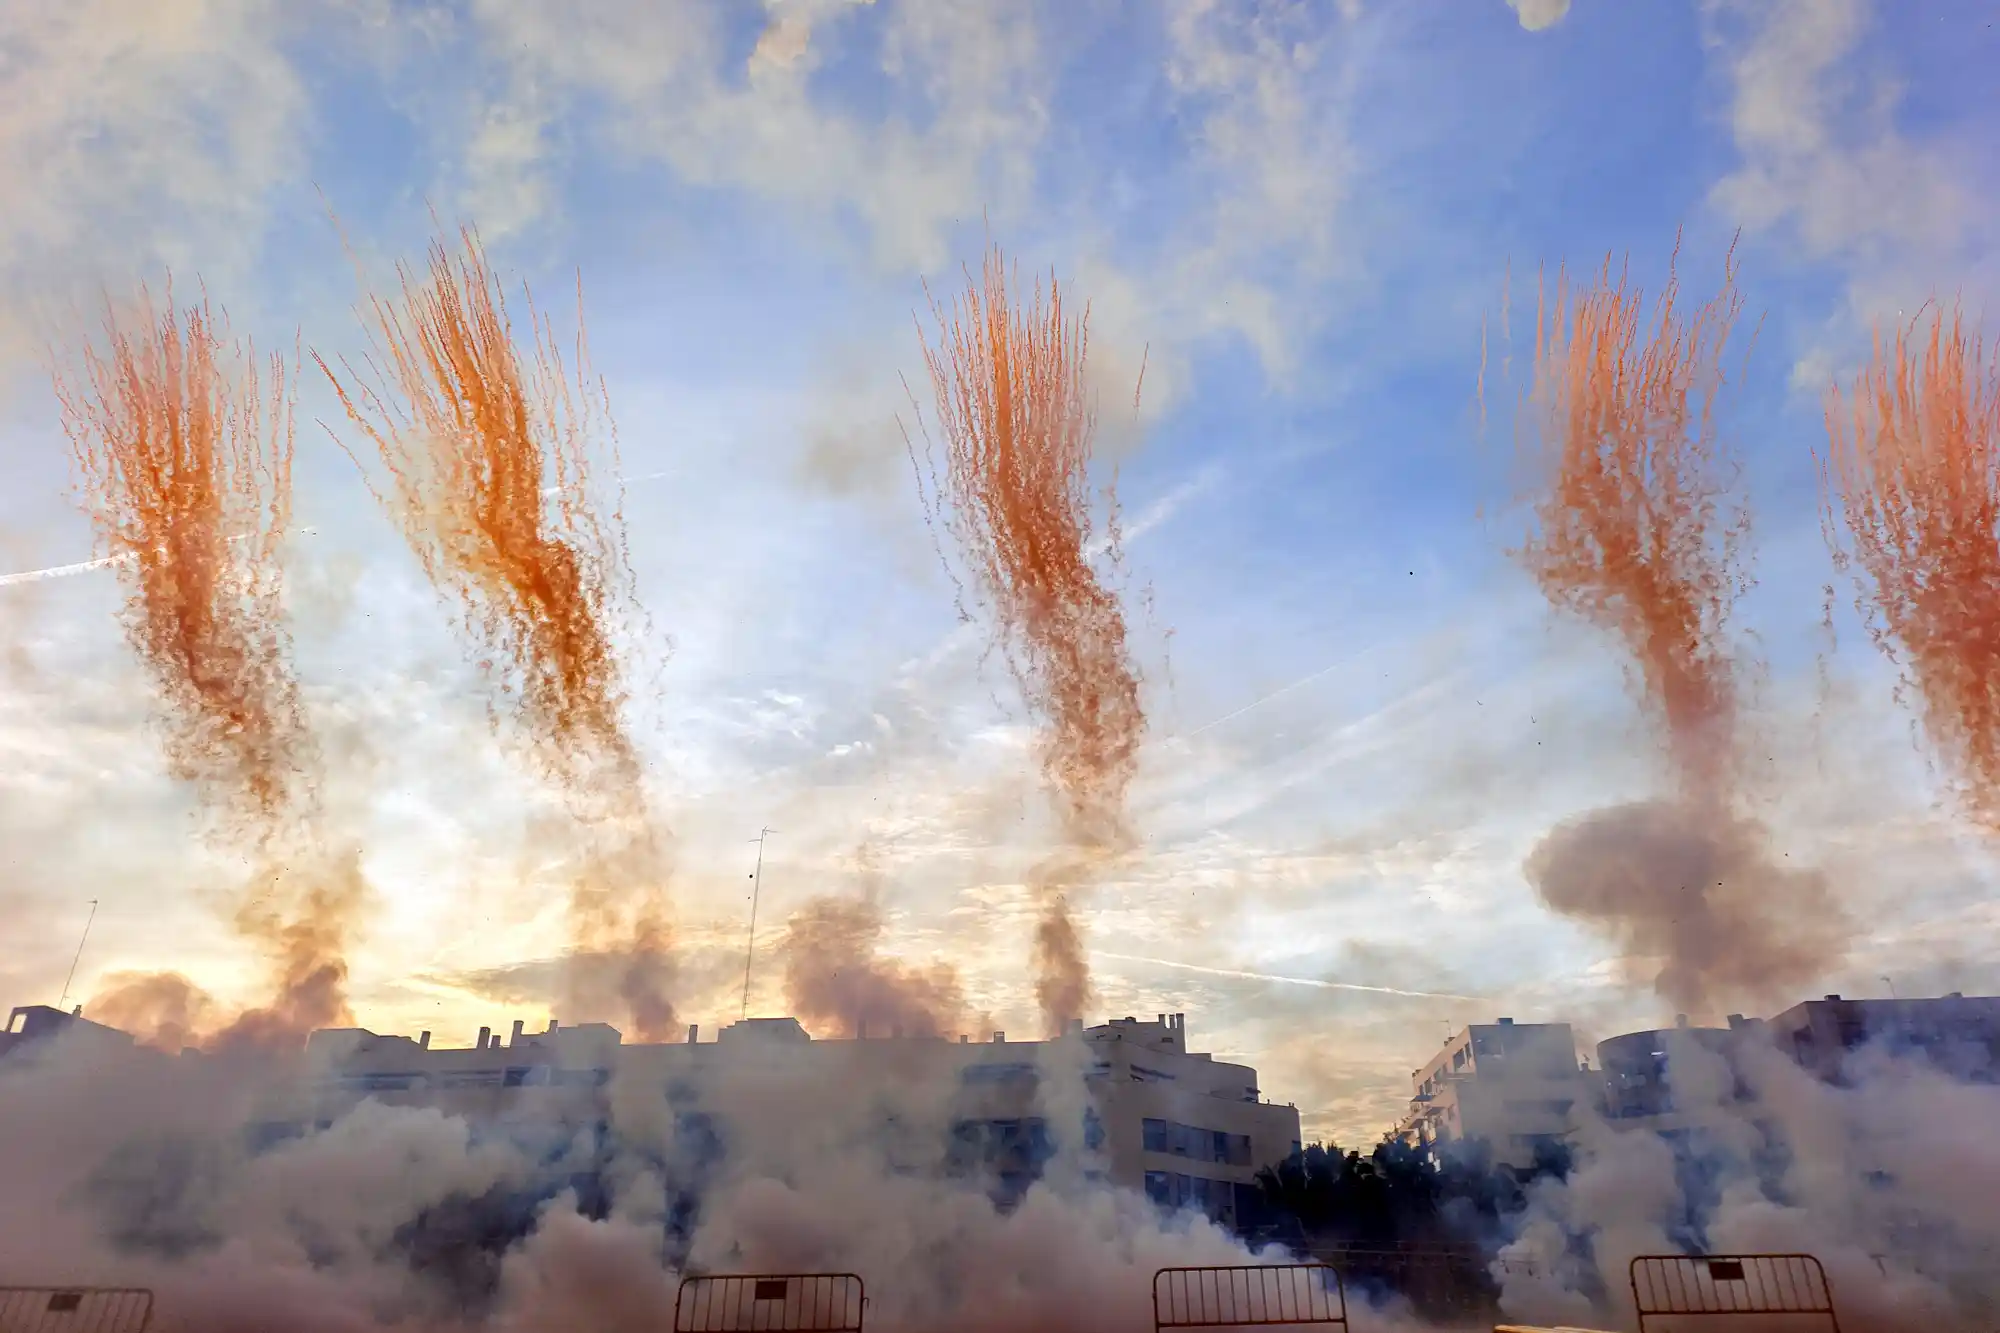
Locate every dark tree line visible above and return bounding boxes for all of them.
[1247,1137,1575,1321]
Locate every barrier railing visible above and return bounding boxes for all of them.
[1630,1254,1839,1333]
[1154,1264,1347,1332]
[672,1273,866,1333]
[0,1288,154,1333]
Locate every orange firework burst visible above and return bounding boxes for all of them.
[54,284,304,829]
[1521,237,1752,794]
[55,284,357,1048]
[910,244,1145,1031]
[319,225,675,1038]
[1508,238,1844,1012]
[318,227,639,797]
[1823,305,2000,825]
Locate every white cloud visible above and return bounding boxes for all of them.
[455,0,1049,276]
[1702,0,1985,376]
[1507,0,1573,31]
[0,0,307,366]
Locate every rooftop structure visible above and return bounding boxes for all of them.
[0,1004,134,1062]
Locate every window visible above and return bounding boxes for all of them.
[961,1062,1037,1084]
[1143,1118,1171,1152]
[341,1072,424,1093]
[1083,1108,1106,1152]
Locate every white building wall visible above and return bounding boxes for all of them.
[1398,1018,1586,1172]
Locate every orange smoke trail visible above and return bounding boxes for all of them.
[318,226,675,1038]
[910,244,1146,1032]
[1521,237,1751,794]
[1822,305,2000,826]
[54,284,357,1046]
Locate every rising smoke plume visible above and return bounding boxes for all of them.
[779,848,979,1040]
[318,225,676,1040]
[908,244,1146,1034]
[1509,237,1847,1012]
[53,284,360,1047]
[1822,304,2000,828]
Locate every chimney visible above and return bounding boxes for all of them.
[959,1035,969,1044]
[418,1031,432,1050]
[488,1033,501,1050]
[687,1024,699,1044]
[477,1025,491,1050]
[547,1020,560,1034]
[1675,1014,1689,1028]
[1498,1017,1514,1026]
[1067,1017,1083,1036]
[1157,1013,1166,1026]
[1726,1014,1746,1030]
[72,1005,83,1018]
[1946,992,1964,999]
[1824,994,1842,1002]
[510,1019,525,1047]
[992,1031,1005,1044]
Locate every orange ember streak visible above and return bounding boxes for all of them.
[316,228,638,796]
[54,285,355,1047]
[55,285,304,828]
[1823,306,2000,825]
[1522,238,1751,794]
[911,245,1145,1030]
[318,226,674,1037]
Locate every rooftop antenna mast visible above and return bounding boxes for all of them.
[741,827,776,1021]
[57,898,100,1014]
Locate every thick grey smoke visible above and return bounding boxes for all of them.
[0,1021,1289,1333]
[1524,799,1850,1014]
[1496,1032,2000,1332]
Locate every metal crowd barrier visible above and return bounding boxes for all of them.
[1154,1264,1348,1332]
[0,1288,154,1333]
[672,1272,866,1333]
[1630,1254,1839,1333]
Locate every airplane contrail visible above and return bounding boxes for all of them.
[1091,950,1483,1001]
[0,554,129,587]
[2,465,674,588]
[0,528,320,589]
[1170,654,1357,744]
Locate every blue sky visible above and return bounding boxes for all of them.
[1,0,1997,1141]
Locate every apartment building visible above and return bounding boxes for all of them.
[1399,1019,1588,1172]
[1763,992,2000,1085]
[293,1009,1301,1231]
[1595,992,2000,1137]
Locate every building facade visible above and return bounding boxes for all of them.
[1398,1018,1588,1173]
[1596,1014,1761,1131]
[293,1010,1302,1231]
